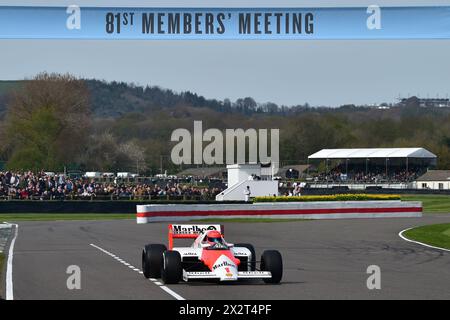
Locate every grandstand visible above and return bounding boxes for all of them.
[277,164,310,180]
[176,167,226,179]
[307,148,437,189]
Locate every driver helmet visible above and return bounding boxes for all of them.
[205,230,224,246]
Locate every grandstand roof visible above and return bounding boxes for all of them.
[308,148,437,160]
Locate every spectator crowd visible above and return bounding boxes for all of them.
[0,171,224,200]
[0,165,427,201]
[314,166,421,183]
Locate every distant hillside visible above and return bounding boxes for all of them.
[0,79,270,118]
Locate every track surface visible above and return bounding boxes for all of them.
[8,214,450,300]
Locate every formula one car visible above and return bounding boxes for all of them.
[141,224,283,284]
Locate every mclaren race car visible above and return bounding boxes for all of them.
[141,224,283,284]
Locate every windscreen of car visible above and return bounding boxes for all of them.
[206,237,228,249]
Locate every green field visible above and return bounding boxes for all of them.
[196,218,309,223]
[402,195,450,213]
[0,213,134,221]
[0,214,306,223]
[403,223,450,250]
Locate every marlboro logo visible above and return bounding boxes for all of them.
[172,224,220,234]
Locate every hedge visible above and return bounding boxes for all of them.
[253,194,401,202]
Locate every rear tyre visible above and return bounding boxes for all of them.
[235,243,256,271]
[260,250,283,284]
[142,244,166,279]
[161,250,182,284]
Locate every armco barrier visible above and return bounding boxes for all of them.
[0,200,243,214]
[136,200,422,223]
[0,200,140,213]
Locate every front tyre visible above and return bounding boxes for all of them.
[260,250,283,284]
[142,244,167,279]
[161,250,182,284]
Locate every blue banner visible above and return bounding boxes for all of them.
[0,6,450,40]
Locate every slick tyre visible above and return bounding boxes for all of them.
[235,243,256,271]
[142,244,167,279]
[260,250,283,284]
[161,250,182,284]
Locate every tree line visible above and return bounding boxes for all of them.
[0,73,449,174]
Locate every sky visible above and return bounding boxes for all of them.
[0,0,450,107]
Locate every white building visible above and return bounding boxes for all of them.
[216,164,278,201]
[414,170,450,190]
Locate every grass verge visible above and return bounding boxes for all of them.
[0,213,134,221]
[195,218,309,223]
[403,223,450,250]
[1,194,449,221]
[0,214,309,223]
[401,195,450,213]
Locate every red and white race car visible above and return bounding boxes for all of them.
[141,224,283,284]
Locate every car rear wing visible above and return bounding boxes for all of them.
[168,224,224,249]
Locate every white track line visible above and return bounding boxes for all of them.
[89,243,185,300]
[5,223,18,300]
[399,228,450,252]
[159,285,186,301]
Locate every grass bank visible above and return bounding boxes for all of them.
[403,223,450,250]
[0,213,134,221]
[0,214,309,223]
[0,194,449,221]
[195,218,309,223]
[401,195,450,213]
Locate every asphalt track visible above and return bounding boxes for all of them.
[7,214,450,300]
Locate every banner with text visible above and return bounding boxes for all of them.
[1,6,450,40]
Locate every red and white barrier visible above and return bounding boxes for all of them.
[136,201,422,223]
